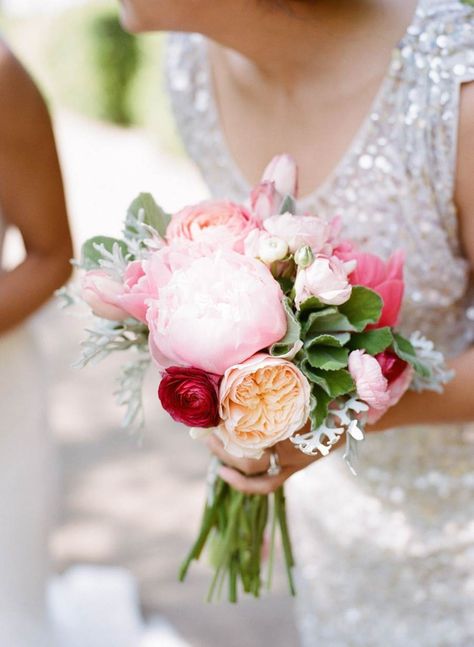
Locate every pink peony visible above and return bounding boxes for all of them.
[81,270,129,321]
[262,212,332,255]
[336,249,405,328]
[348,350,413,424]
[294,255,352,307]
[261,154,298,197]
[216,354,311,459]
[147,250,287,375]
[166,201,259,253]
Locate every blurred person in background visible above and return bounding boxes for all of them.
[0,40,72,646]
[118,0,474,645]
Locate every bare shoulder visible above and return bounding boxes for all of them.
[0,39,51,143]
[455,81,474,265]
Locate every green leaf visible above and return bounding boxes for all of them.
[126,193,171,238]
[392,332,431,378]
[279,194,296,215]
[302,308,355,336]
[300,361,355,398]
[348,327,393,355]
[338,286,383,332]
[310,385,332,428]
[305,332,351,349]
[298,296,327,317]
[80,236,129,270]
[306,345,349,371]
[270,298,301,356]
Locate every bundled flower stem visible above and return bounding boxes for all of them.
[179,478,295,602]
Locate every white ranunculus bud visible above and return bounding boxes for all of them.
[294,245,314,268]
[258,236,289,265]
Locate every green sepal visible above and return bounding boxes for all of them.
[126,192,171,239]
[338,286,383,332]
[279,194,296,215]
[300,361,355,398]
[80,236,129,270]
[270,298,301,357]
[306,346,349,371]
[392,332,431,378]
[348,327,393,355]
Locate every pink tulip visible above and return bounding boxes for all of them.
[348,350,413,424]
[336,249,405,328]
[294,255,352,307]
[348,350,390,410]
[81,270,130,321]
[250,181,279,221]
[114,260,156,323]
[261,154,298,197]
[147,250,287,375]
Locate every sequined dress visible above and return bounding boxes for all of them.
[166,1,474,644]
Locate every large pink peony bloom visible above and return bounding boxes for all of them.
[294,255,352,307]
[348,349,413,424]
[166,201,259,253]
[147,250,287,375]
[263,212,331,255]
[216,354,311,458]
[336,249,405,328]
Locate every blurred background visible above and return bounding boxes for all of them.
[0,1,298,645]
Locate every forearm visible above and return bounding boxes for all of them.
[370,347,474,431]
[0,250,71,334]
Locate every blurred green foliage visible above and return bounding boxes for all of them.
[0,2,181,153]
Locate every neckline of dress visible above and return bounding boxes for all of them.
[198,0,423,208]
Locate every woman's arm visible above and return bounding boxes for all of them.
[0,43,72,334]
[208,82,474,495]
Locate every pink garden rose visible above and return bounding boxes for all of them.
[166,201,259,253]
[336,249,405,328]
[294,255,352,307]
[81,270,129,321]
[261,154,298,197]
[216,354,311,459]
[147,250,287,375]
[263,212,331,255]
[348,349,413,424]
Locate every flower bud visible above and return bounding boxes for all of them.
[261,154,298,198]
[294,245,314,268]
[258,236,289,264]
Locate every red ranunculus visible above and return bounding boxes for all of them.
[158,367,221,428]
[375,350,409,384]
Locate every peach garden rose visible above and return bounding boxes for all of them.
[216,354,311,459]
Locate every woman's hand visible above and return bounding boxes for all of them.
[204,422,338,495]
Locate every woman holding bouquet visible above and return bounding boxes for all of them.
[0,42,72,646]
[119,0,474,644]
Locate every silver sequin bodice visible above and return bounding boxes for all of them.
[166,1,474,644]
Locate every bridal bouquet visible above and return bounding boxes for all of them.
[61,155,451,602]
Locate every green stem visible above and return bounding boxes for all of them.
[275,487,296,596]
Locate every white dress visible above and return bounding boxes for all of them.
[0,218,56,646]
[165,1,474,644]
